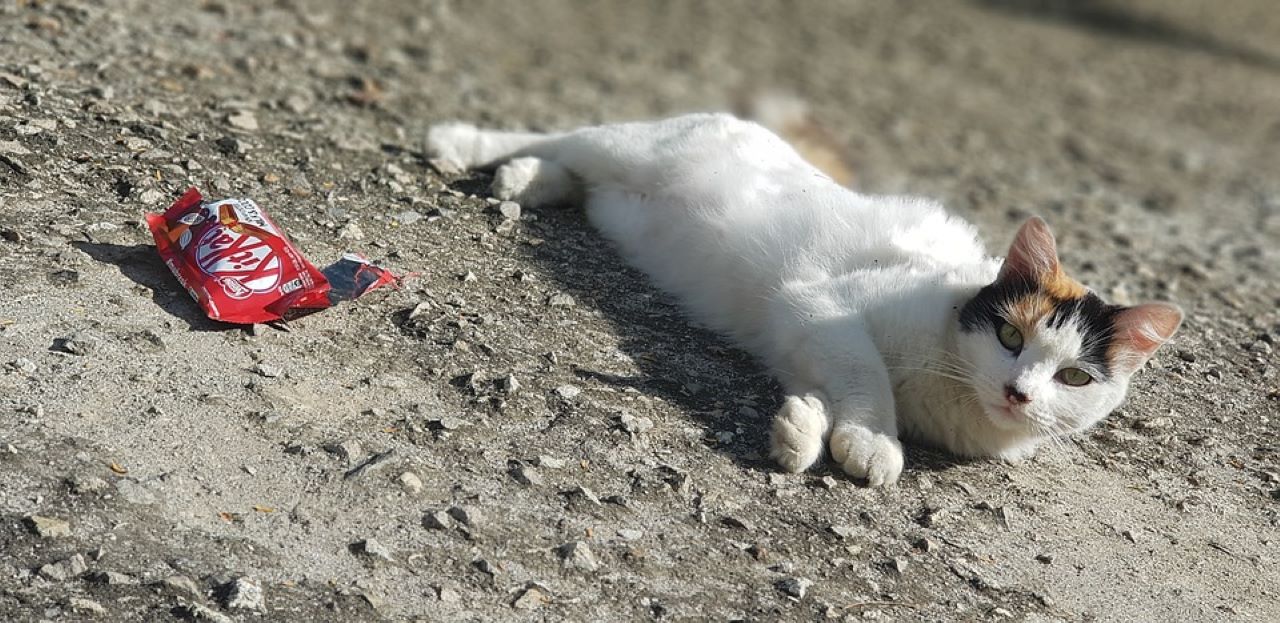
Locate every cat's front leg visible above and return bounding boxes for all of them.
[824,359,904,487]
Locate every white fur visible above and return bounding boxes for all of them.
[426,114,1153,485]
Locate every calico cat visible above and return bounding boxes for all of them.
[427,113,1182,486]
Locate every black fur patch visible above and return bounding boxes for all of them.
[959,278,1121,378]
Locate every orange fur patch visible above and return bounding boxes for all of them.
[1006,270,1088,335]
[1042,267,1087,300]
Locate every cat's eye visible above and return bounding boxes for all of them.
[1056,367,1093,386]
[997,322,1023,352]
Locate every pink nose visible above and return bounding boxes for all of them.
[1003,385,1030,405]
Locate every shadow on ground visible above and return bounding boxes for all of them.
[72,241,233,332]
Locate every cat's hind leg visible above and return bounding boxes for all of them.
[427,123,559,169]
[769,394,831,473]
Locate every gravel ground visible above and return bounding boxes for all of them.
[1,1,1278,621]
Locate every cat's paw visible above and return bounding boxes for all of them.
[492,157,576,208]
[769,395,829,473]
[828,425,903,487]
[426,123,480,168]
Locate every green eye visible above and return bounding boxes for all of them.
[997,322,1023,351]
[1056,368,1093,386]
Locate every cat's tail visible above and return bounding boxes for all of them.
[735,91,855,187]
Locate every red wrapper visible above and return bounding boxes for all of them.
[146,187,331,324]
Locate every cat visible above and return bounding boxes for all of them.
[426,113,1182,486]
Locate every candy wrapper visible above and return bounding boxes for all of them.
[146,188,395,324]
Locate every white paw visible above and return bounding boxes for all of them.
[491,157,575,208]
[769,395,829,473]
[828,425,904,487]
[426,122,480,168]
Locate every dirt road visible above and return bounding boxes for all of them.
[1,1,1277,620]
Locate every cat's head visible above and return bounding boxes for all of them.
[955,217,1182,441]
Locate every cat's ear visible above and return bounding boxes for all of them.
[1109,302,1184,372]
[998,217,1060,283]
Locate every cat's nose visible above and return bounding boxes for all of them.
[1003,384,1031,405]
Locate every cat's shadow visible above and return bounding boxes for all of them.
[507,187,967,478]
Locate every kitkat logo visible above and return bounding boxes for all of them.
[194,224,281,299]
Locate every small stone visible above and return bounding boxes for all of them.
[180,603,233,623]
[498,201,521,220]
[423,510,454,530]
[437,585,462,603]
[567,486,601,506]
[548,293,576,307]
[326,439,364,463]
[25,515,70,538]
[510,462,544,486]
[54,334,99,356]
[818,475,838,489]
[512,586,547,610]
[10,358,37,375]
[338,222,365,240]
[617,528,643,541]
[554,385,581,400]
[67,598,105,615]
[228,111,259,131]
[1134,417,1173,431]
[251,363,281,378]
[915,537,937,553]
[160,574,203,599]
[777,576,812,599]
[39,554,87,581]
[500,374,521,393]
[557,541,598,571]
[829,525,856,539]
[223,576,264,611]
[215,136,249,155]
[890,556,909,573]
[618,412,654,434]
[721,515,755,531]
[396,210,422,225]
[536,455,567,469]
[354,538,395,562]
[1035,553,1054,564]
[1176,350,1197,363]
[397,472,423,494]
[88,570,138,585]
[447,505,480,526]
[473,559,499,576]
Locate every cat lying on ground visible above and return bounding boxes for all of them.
[427,113,1182,486]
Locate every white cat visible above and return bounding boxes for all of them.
[427,113,1182,486]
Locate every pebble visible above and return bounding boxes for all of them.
[354,538,395,562]
[222,576,264,611]
[548,293,576,307]
[500,374,521,393]
[890,556,909,573]
[1035,553,1055,564]
[536,455,567,469]
[618,412,654,434]
[396,210,423,225]
[180,603,233,623]
[512,586,547,610]
[447,505,481,526]
[9,358,37,375]
[722,515,755,531]
[915,537,938,553]
[327,439,364,463]
[227,111,258,131]
[777,576,812,599]
[338,222,365,240]
[397,472,423,494]
[1134,416,1173,430]
[54,334,99,356]
[25,515,70,538]
[422,510,453,530]
[617,528,644,541]
[39,554,87,581]
[88,570,139,585]
[554,385,581,400]
[251,363,281,378]
[160,574,203,599]
[829,525,856,539]
[498,201,521,220]
[437,585,462,603]
[215,136,249,155]
[557,541,598,571]
[567,486,601,506]
[510,462,544,486]
[67,598,105,615]
[818,475,838,489]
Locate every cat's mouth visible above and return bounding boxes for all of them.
[979,397,1032,431]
